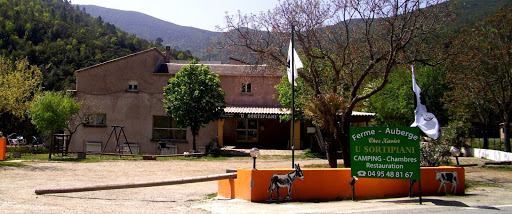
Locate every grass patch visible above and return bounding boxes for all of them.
[3,153,141,163]
[482,165,512,171]
[186,193,218,202]
[204,193,217,200]
[0,161,25,167]
[465,180,501,190]
[157,155,231,161]
[303,148,327,159]
[303,163,345,168]
[0,152,324,164]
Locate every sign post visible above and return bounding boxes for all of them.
[350,127,421,203]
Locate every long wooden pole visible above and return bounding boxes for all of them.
[35,173,237,195]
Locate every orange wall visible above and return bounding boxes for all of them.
[218,167,465,202]
[0,137,6,160]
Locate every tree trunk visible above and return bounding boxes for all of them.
[504,113,511,152]
[482,128,489,149]
[326,140,338,168]
[192,133,197,152]
[65,134,72,155]
[340,117,352,168]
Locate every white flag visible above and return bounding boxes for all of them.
[410,65,440,139]
[287,40,303,86]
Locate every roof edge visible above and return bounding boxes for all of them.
[75,47,164,73]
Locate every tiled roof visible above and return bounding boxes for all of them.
[224,106,375,117]
[224,106,290,115]
[351,111,377,117]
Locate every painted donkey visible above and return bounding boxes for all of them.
[267,164,304,200]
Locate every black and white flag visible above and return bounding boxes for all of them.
[287,39,303,86]
[410,65,440,139]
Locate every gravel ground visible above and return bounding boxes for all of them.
[1,155,511,214]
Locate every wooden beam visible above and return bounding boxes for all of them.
[458,164,479,167]
[35,173,237,195]
[484,161,511,165]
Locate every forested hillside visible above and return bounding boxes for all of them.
[450,0,512,29]
[79,5,220,61]
[0,0,194,91]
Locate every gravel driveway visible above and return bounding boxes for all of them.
[1,155,512,213]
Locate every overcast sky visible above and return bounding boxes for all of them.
[71,0,280,31]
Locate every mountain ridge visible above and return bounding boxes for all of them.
[78,0,512,62]
[77,5,220,60]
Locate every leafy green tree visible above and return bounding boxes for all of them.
[163,61,226,151]
[29,92,81,152]
[448,9,512,152]
[364,68,415,126]
[274,75,311,122]
[365,65,449,127]
[0,57,42,118]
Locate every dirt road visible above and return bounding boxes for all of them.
[1,156,511,213]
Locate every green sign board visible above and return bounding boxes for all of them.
[350,127,420,180]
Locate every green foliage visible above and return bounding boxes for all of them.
[0,0,194,91]
[274,75,310,122]
[163,61,226,150]
[28,92,81,134]
[420,138,451,167]
[448,8,512,152]
[0,56,42,118]
[7,146,49,153]
[364,68,414,126]
[442,120,471,149]
[365,65,450,127]
[445,0,512,32]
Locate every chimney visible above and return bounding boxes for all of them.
[165,46,171,63]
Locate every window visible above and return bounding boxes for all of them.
[152,116,186,140]
[85,113,106,127]
[236,118,258,142]
[241,83,252,94]
[127,80,138,92]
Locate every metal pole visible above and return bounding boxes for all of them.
[419,179,423,205]
[292,146,295,168]
[352,184,355,201]
[291,22,296,169]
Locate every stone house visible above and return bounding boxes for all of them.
[69,47,374,154]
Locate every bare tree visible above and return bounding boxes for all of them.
[217,0,452,167]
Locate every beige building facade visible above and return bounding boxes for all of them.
[70,47,374,155]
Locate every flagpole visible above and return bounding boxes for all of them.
[291,21,298,169]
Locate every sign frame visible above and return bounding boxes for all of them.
[350,127,421,180]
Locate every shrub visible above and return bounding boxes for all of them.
[420,138,451,166]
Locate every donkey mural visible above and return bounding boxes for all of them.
[267,164,304,200]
